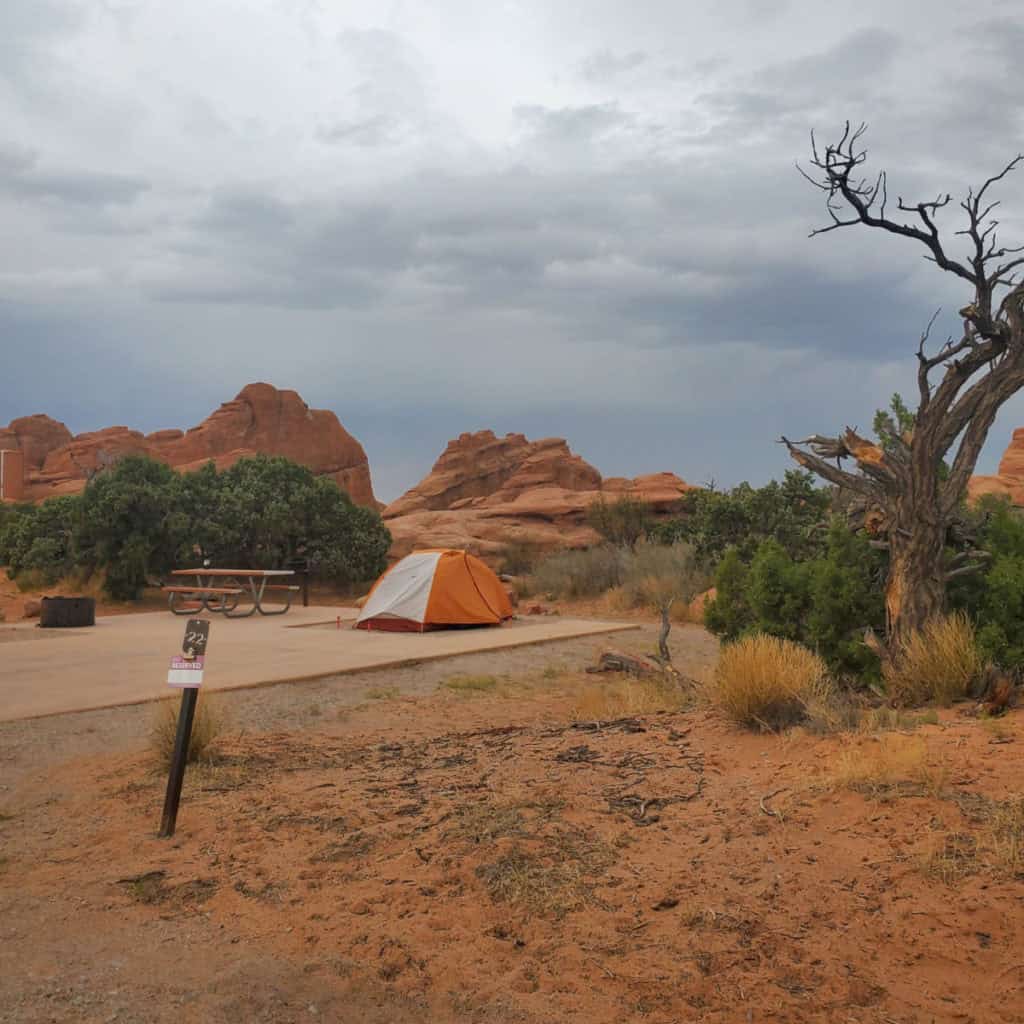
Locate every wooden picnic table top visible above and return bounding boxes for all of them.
[171,568,295,577]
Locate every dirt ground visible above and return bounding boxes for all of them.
[2,621,1023,1023]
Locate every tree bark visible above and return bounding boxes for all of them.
[884,516,946,650]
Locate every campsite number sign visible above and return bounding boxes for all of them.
[167,619,209,687]
[158,619,211,838]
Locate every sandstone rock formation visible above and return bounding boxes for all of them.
[969,428,1024,505]
[384,430,692,560]
[2,383,377,507]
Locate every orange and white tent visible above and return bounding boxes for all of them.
[355,549,513,632]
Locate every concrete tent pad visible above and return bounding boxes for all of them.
[0,609,638,721]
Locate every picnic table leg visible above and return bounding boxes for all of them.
[223,576,259,618]
[256,577,293,615]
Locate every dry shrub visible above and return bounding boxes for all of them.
[617,542,709,613]
[150,694,224,768]
[831,735,947,797]
[573,675,692,721]
[529,546,625,600]
[884,612,983,707]
[527,541,708,610]
[708,633,831,730]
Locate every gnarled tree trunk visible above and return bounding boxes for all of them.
[885,515,946,649]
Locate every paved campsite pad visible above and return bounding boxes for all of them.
[0,609,638,720]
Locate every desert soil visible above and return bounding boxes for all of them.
[1,620,1023,1023]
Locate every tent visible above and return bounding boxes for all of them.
[355,549,513,632]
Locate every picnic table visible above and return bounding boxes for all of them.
[162,568,299,618]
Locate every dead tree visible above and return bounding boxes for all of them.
[784,123,1024,653]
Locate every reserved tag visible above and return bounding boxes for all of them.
[168,654,205,687]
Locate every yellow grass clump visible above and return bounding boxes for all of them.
[572,675,692,721]
[831,734,947,798]
[708,633,831,730]
[884,612,983,707]
[150,694,224,768]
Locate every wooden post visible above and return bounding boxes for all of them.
[158,688,198,838]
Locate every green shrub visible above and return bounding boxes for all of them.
[650,470,830,565]
[75,456,180,600]
[746,538,811,641]
[1,496,81,584]
[703,547,750,639]
[205,457,390,586]
[951,498,1024,670]
[704,525,884,679]
[805,522,885,678]
[3,453,391,601]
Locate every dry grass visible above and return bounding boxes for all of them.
[924,795,1024,883]
[858,706,940,733]
[364,685,400,700]
[475,831,616,918]
[572,674,693,721]
[150,694,225,768]
[448,801,526,844]
[440,674,503,695]
[830,735,948,798]
[884,612,984,707]
[526,541,708,613]
[708,633,831,731]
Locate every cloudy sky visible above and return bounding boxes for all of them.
[2,0,1023,501]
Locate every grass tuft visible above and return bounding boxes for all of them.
[364,685,400,700]
[440,674,502,695]
[708,633,831,731]
[476,831,615,918]
[573,675,692,721]
[150,694,224,768]
[884,612,984,707]
[830,735,947,798]
[924,795,1024,883]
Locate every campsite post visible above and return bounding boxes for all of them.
[158,618,210,838]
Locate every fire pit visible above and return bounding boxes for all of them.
[40,597,96,629]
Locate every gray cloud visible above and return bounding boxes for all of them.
[579,49,648,82]
[0,142,149,206]
[2,1,1023,501]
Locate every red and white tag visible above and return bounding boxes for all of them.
[167,654,205,687]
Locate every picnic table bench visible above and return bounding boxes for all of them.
[162,569,298,618]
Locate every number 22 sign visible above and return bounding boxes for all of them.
[167,618,210,687]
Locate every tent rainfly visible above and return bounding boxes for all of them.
[355,549,513,632]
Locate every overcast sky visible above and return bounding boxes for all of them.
[2,0,1023,501]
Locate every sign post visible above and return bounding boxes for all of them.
[158,619,210,839]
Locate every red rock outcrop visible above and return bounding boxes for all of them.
[3,383,378,507]
[384,430,692,559]
[969,428,1024,505]
[0,415,73,471]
